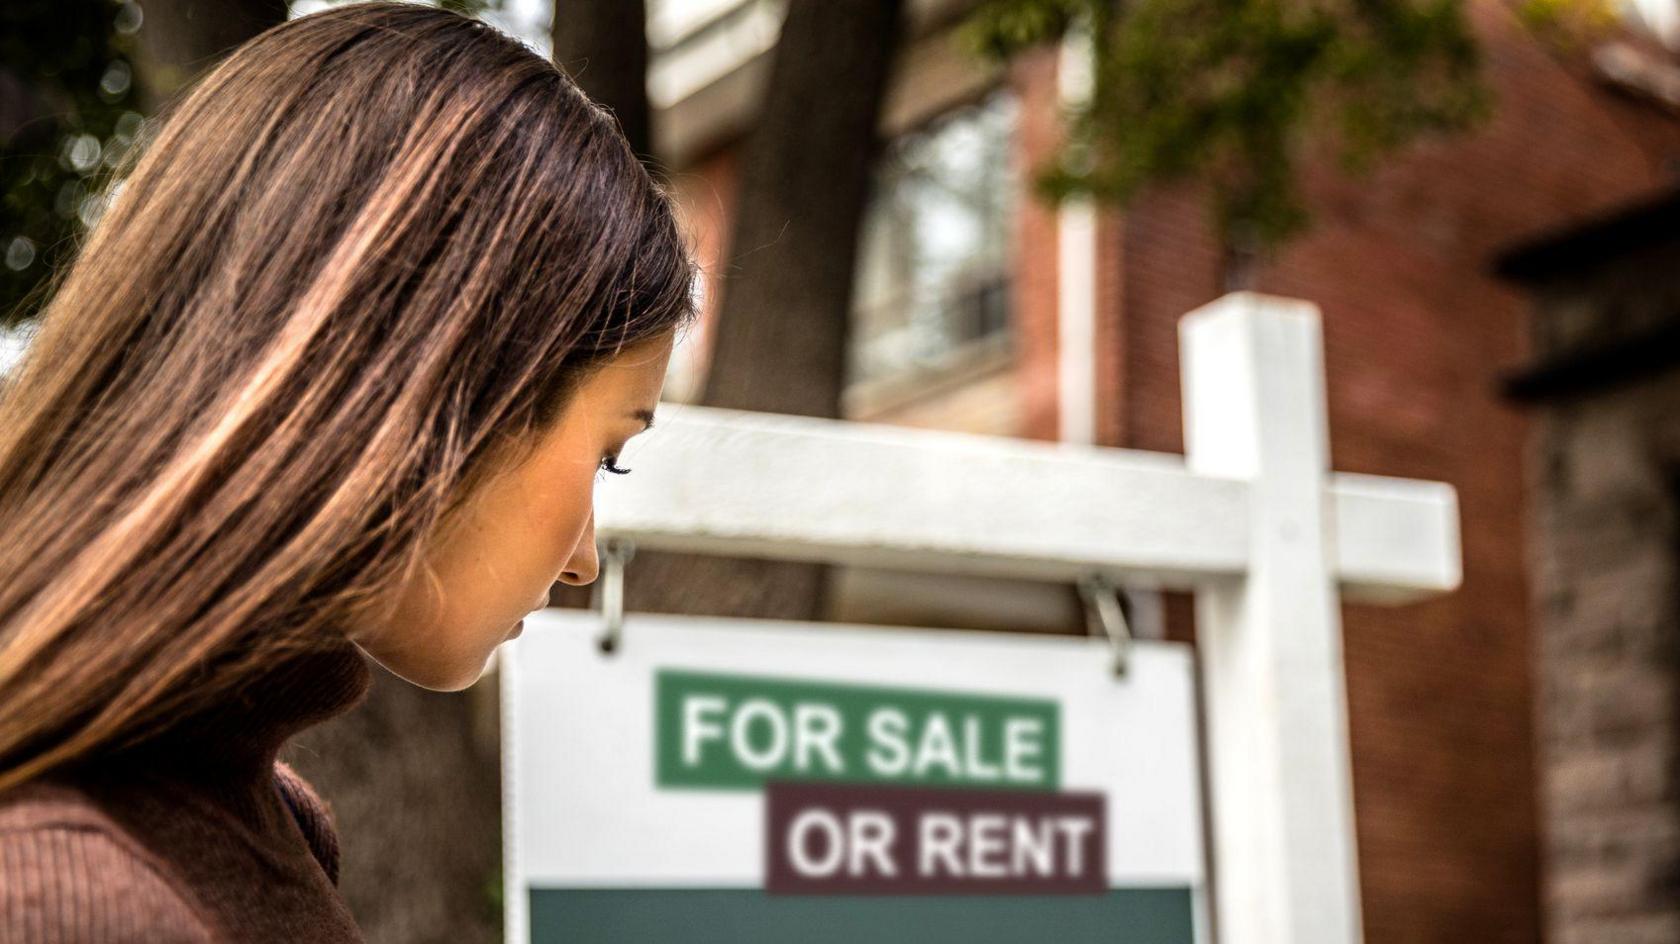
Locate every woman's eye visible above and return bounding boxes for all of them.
[598,454,632,476]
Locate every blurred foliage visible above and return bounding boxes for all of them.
[0,0,142,323]
[1517,0,1621,50]
[964,0,1497,249]
[0,0,508,325]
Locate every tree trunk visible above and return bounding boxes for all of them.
[132,0,289,111]
[550,0,651,159]
[701,0,902,419]
[618,0,906,624]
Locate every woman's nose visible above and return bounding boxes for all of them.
[558,513,599,586]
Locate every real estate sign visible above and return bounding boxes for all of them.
[501,610,1207,943]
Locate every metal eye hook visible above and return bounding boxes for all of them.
[1077,573,1133,678]
[595,538,636,655]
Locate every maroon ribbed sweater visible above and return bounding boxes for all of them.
[0,637,374,942]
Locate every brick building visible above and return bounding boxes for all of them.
[1497,191,1680,944]
[648,0,1680,938]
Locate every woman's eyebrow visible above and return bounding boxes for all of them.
[631,408,655,431]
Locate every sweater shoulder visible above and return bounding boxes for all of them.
[271,760,342,886]
[0,783,214,943]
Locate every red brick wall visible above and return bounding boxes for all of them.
[1010,48,1063,442]
[1094,3,1680,940]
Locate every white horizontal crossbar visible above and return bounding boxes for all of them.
[596,405,1460,600]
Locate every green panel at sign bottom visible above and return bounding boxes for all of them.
[528,887,1194,943]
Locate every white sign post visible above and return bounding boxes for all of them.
[508,292,1459,944]
[1182,298,1363,943]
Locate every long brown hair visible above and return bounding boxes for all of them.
[0,2,696,790]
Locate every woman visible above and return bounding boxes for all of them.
[0,3,694,940]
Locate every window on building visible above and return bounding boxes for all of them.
[849,90,1019,391]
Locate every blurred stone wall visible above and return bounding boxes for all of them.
[1507,228,1680,944]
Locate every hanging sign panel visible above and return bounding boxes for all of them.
[501,611,1207,944]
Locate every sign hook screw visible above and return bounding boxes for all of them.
[1077,573,1133,677]
[595,538,636,655]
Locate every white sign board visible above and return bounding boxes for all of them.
[502,610,1207,943]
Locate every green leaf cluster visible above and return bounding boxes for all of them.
[1515,0,1619,50]
[965,0,1493,248]
[0,0,140,323]
[0,0,520,324]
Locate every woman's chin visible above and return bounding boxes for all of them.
[353,640,492,693]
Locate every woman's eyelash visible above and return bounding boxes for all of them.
[599,455,632,476]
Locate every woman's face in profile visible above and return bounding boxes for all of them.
[353,331,675,690]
